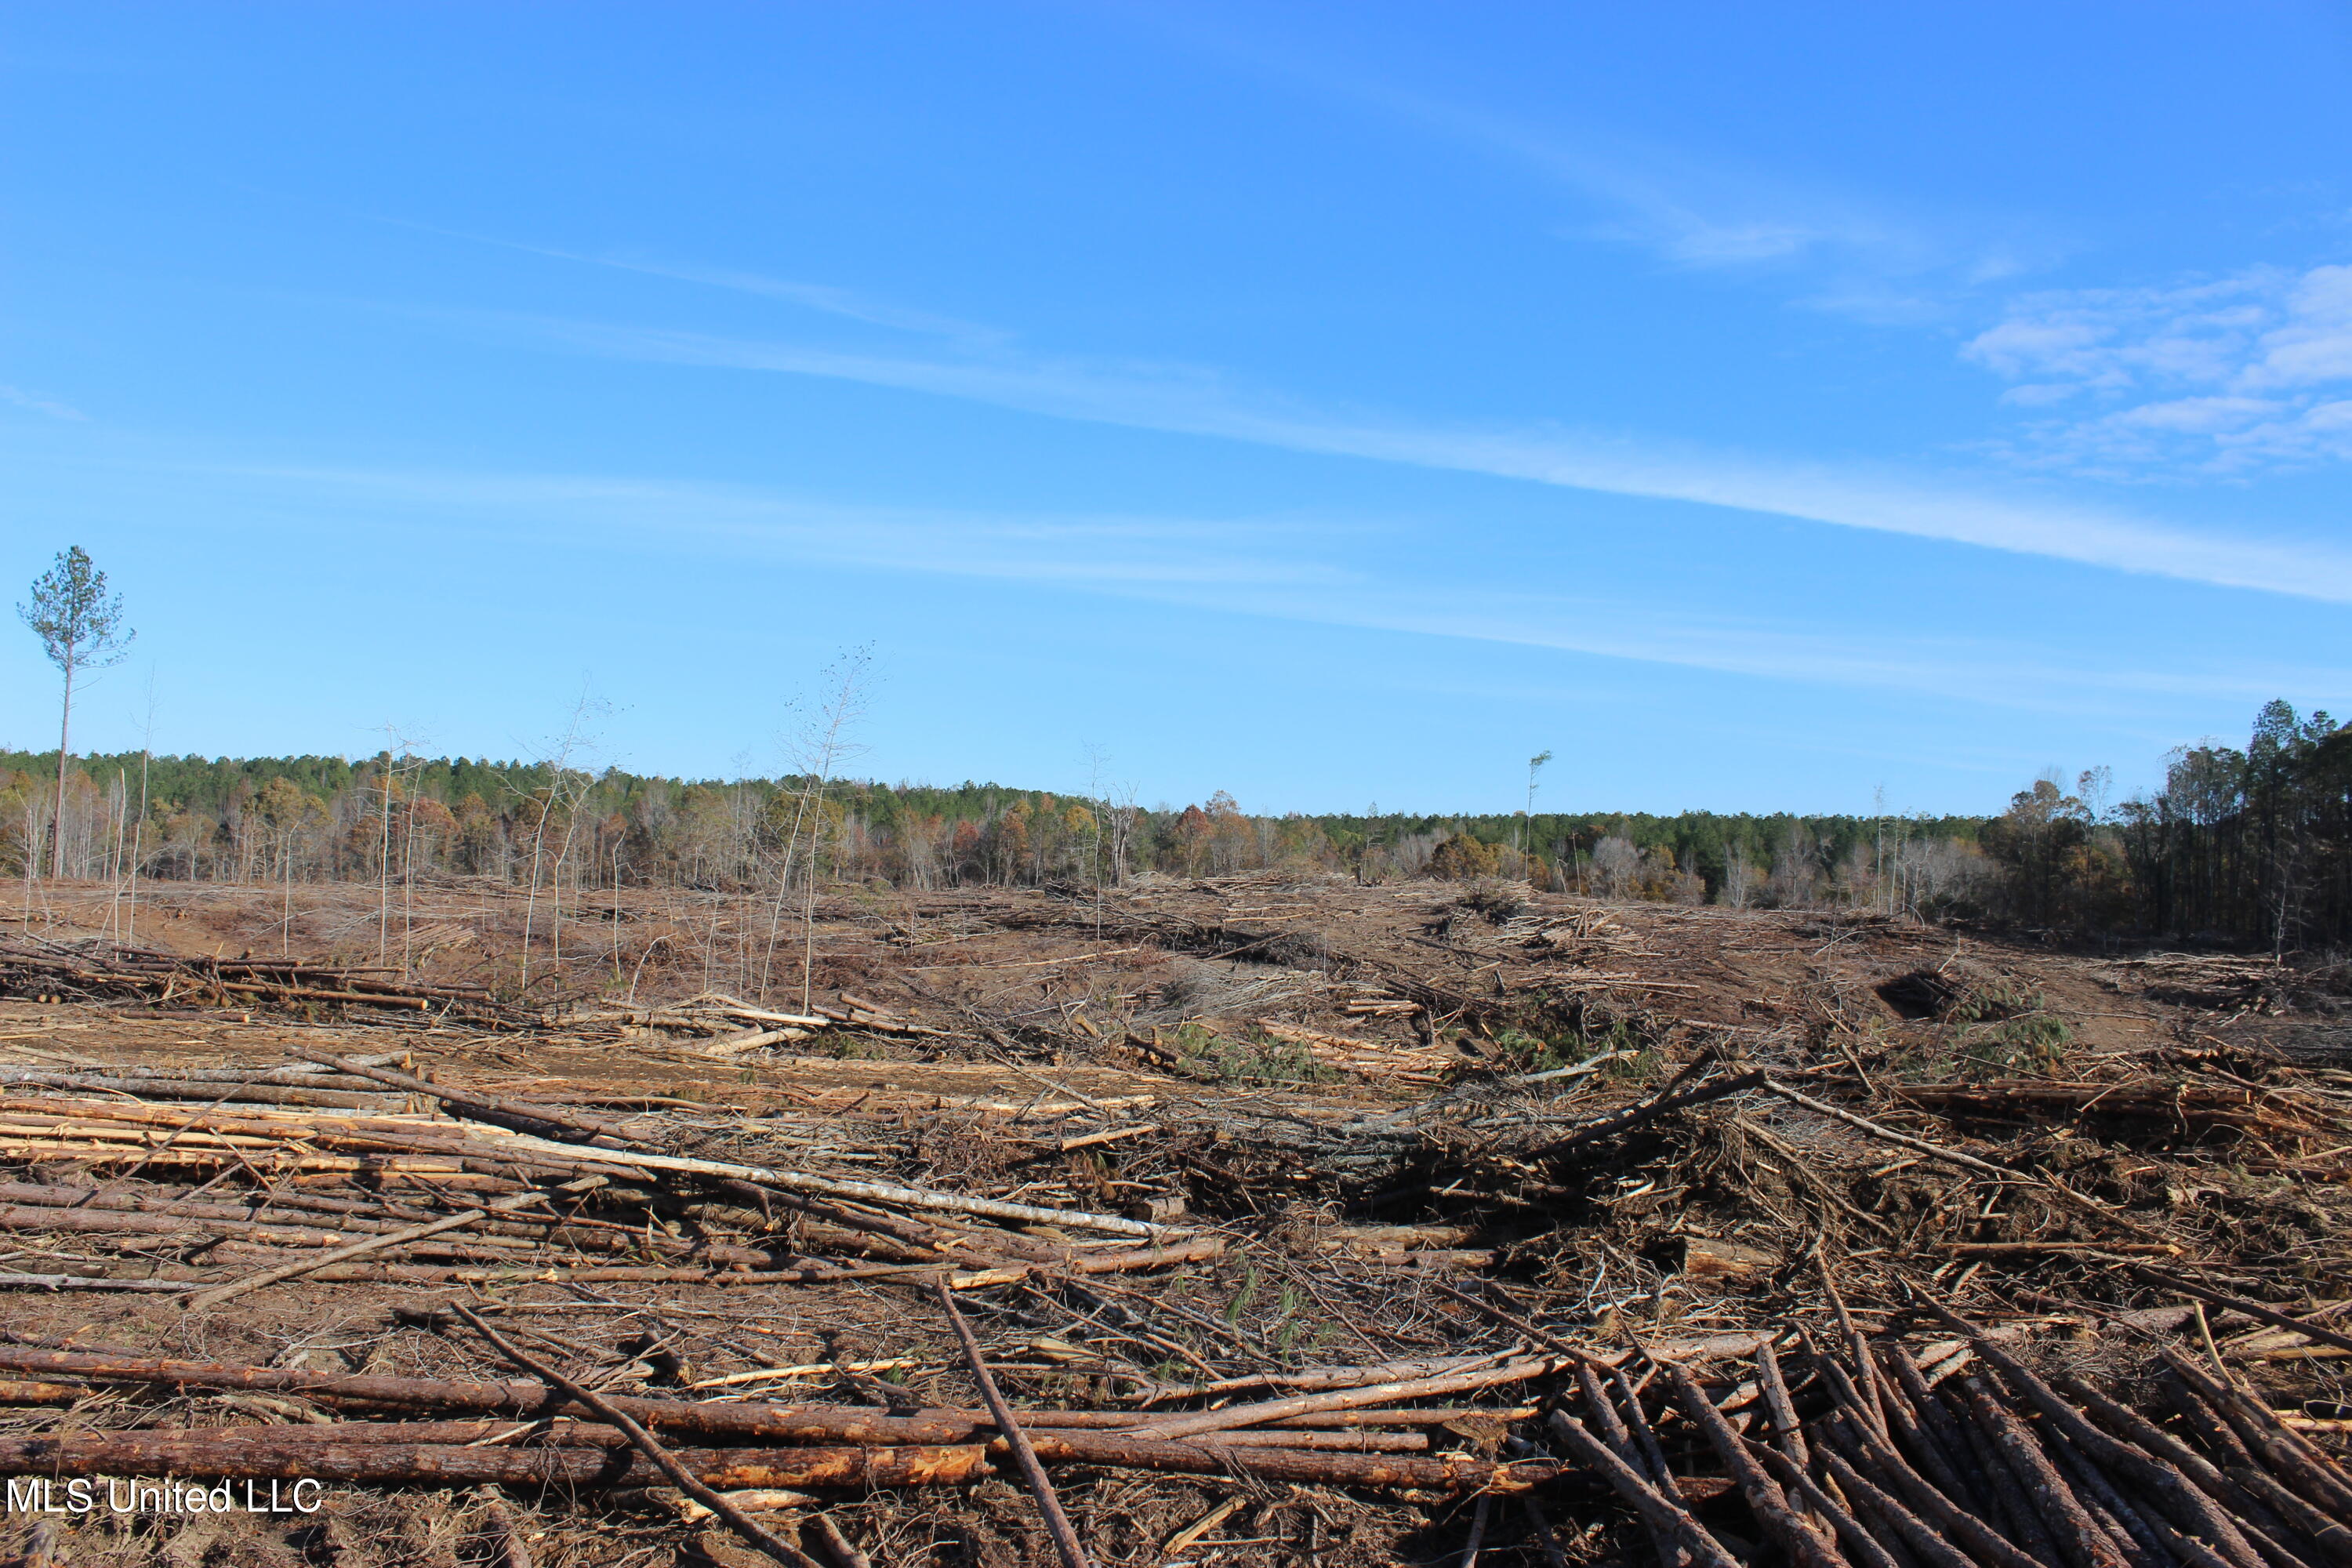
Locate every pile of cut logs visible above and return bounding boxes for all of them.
[2,1282,2345,1568]
[0,1053,1210,1300]
[583,991,949,1054]
[0,935,519,1022]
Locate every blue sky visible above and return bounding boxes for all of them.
[3,3,2349,815]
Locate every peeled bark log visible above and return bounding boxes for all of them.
[0,1379,83,1404]
[0,1203,369,1247]
[0,1428,1563,1494]
[0,1069,410,1109]
[0,1181,782,1264]
[195,1418,1428,1454]
[0,1347,993,1440]
[301,1054,647,1150]
[0,1434,988,1490]
[0,1348,1502,1462]
[1125,1357,1560,1441]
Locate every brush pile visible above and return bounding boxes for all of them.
[0,1052,1210,1299]
[0,880,2347,1566]
[0,934,524,1025]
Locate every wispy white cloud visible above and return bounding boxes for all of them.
[1388,93,1939,274]
[1508,133,2043,324]
[222,461,1352,591]
[522,250,1010,347]
[373,216,1007,345]
[0,383,87,420]
[429,303,2352,604]
[1261,585,2328,713]
[1967,263,2352,474]
[205,459,2349,713]
[1151,16,2053,321]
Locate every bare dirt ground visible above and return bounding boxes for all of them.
[1,874,2346,1568]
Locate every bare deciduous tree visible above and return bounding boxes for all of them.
[758,647,873,1007]
[123,681,155,944]
[1591,834,1640,900]
[516,693,605,993]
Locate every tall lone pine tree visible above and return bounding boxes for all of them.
[17,546,133,877]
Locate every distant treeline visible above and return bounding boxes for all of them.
[0,746,1976,909]
[2,697,2345,949]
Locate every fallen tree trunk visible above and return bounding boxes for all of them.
[1127,1358,1565,1441]
[0,1349,1176,1444]
[489,1132,1180,1239]
[0,1434,989,1490]
[0,1070,412,1111]
[193,1419,1435,1454]
[0,1348,1555,1465]
[5,1094,1182,1240]
[0,1426,1584,1493]
[0,1100,653,1184]
[0,1203,376,1248]
[0,1181,760,1258]
[299,1054,648,1149]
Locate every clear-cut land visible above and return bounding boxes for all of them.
[0,874,2345,1568]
